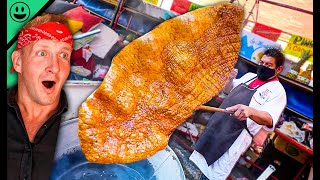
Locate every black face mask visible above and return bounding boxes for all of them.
[257,65,276,81]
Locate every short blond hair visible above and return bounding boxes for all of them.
[22,13,68,30]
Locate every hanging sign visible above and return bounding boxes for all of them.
[251,22,282,41]
[170,0,193,14]
[284,34,313,62]
[239,30,280,63]
[143,0,159,6]
[169,0,207,14]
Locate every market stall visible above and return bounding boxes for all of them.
[68,0,312,179]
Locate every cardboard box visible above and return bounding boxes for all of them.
[274,136,311,164]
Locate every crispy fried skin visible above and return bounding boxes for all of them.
[78,3,244,164]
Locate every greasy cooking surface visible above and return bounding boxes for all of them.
[78,3,244,164]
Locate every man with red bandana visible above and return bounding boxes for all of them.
[7,14,73,180]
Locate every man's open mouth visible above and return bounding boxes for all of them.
[42,81,56,89]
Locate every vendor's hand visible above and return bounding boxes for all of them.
[118,34,125,42]
[226,104,251,121]
[228,68,238,80]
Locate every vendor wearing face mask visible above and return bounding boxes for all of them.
[190,48,287,180]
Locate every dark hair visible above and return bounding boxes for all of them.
[263,48,285,68]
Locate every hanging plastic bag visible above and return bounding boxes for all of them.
[278,121,305,142]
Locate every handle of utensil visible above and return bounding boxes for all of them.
[198,105,231,113]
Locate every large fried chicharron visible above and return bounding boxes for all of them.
[78,3,244,164]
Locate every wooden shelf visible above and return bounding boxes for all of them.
[86,8,113,22]
[123,5,163,23]
[115,23,143,36]
[278,75,313,94]
[285,107,313,122]
[238,56,313,94]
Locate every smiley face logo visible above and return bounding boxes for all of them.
[10,2,30,22]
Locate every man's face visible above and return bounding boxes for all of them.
[259,55,276,69]
[15,39,72,106]
[259,55,282,75]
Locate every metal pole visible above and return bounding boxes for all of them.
[256,0,259,22]
[110,0,125,29]
[242,0,257,29]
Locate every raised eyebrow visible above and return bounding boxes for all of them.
[61,47,72,52]
[35,44,50,49]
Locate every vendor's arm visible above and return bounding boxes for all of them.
[226,104,273,127]
[222,68,238,94]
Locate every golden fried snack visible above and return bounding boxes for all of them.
[78,3,244,164]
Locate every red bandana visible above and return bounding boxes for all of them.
[17,21,73,49]
[11,22,73,73]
